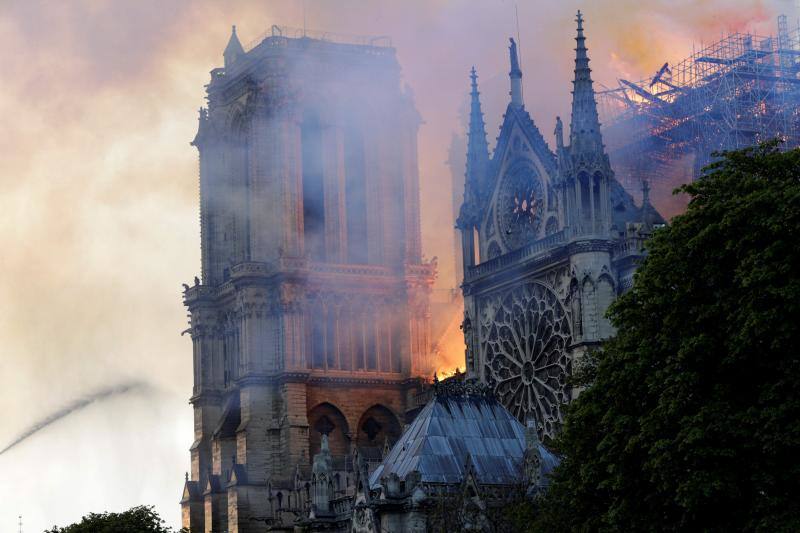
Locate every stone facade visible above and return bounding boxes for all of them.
[180,26,435,533]
[457,12,663,440]
[292,376,558,533]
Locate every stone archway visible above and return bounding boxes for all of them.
[355,404,401,457]
[308,402,351,458]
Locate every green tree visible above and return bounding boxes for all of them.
[534,143,800,532]
[45,505,180,533]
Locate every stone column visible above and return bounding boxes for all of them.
[587,175,600,235]
[282,115,304,257]
[278,282,306,371]
[364,119,384,265]
[575,178,583,235]
[199,139,227,285]
[279,381,310,480]
[190,396,221,491]
[236,384,274,483]
[236,287,269,375]
[188,302,222,492]
[460,229,475,269]
[402,120,423,263]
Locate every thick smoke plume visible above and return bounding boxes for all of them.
[0,381,149,456]
[0,1,791,530]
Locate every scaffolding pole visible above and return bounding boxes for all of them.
[597,15,800,187]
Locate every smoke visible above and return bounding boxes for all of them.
[0,1,790,530]
[0,381,150,457]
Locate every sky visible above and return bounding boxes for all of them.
[0,0,792,530]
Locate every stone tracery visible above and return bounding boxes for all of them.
[480,281,571,440]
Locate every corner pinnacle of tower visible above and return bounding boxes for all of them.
[466,66,489,173]
[224,24,245,68]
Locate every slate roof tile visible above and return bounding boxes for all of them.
[369,393,558,489]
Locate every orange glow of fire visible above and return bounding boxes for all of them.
[431,309,467,378]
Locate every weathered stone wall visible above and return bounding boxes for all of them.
[183,30,433,533]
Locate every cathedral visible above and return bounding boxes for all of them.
[457,11,663,441]
[181,12,661,533]
[180,25,436,532]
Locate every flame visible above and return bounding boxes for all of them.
[431,303,467,377]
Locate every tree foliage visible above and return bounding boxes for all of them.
[45,505,180,533]
[534,143,800,532]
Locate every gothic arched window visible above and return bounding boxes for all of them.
[344,125,368,264]
[301,112,326,261]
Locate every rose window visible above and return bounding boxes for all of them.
[480,282,571,440]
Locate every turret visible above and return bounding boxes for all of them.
[509,38,524,108]
[310,434,333,517]
[568,11,603,156]
[464,67,489,210]
[561,11,612,237]
[638,180,666,230]
[223,25,245,69]
[457,67,490,268]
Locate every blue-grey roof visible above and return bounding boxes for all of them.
[369,394,559,488]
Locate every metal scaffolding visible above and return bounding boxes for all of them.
[598,15,800,187]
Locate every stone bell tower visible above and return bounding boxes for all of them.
[180,26,435,532]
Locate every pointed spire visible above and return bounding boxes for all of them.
[508,38,524,108]
[640,180,656,230]
[467,67,490,175]
[320,433,330,453]
[224,25,245,69]
[382,436,391,457]
[311,434,332,516]
[458,67,490,230]
[568,11,603,155]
